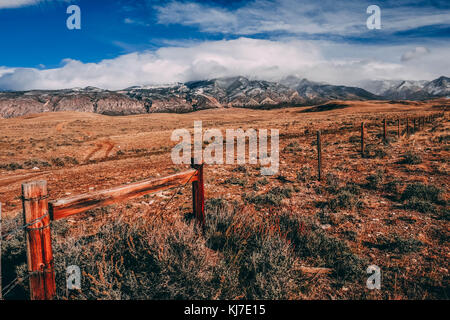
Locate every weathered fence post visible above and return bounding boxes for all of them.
[317,130,322,181]
[406,118,410,136]
[383,119,387,142]
[397,119,400,138]
[361,122,365,156]
[191,159,205,226]
[22,181,55,300]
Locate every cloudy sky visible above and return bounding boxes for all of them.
[0,0,449,90]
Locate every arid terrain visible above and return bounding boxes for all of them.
[1,99,449,300]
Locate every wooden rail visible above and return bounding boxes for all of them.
[21,165,205,300]
[49,169,199,221]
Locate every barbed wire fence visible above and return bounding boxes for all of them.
[0,203,50,299]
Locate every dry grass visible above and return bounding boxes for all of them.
[1,99,449,299]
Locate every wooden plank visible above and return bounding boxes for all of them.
[22,181,55,300]
[298,266,332,275]
[50,169,199,221]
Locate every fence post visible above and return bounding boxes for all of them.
[361,122,365,156]
[383,119,387,142]
[22,181,55,300]
[191,159,205,226]
[317,130,322,181]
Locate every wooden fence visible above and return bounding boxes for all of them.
[316,112,444,180]
[8,111,446,299]
[20,161,204,300]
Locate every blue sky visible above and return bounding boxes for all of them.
[0,0,449,90]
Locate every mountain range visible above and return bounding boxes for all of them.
[0,76,448,118]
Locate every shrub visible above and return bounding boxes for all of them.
[405,197,437,213]
[277,212,365,282]
[205,198,228,213]
[349,135,360,143]
[243,186,293,207]
[296,166,312,182]
[224,176,247,187]
[398,152,422,165]
[0,162,23,171]
[52,216,217,300]
[401,183,442,204]
[375,235,423,254]
[23,159,51,168]
[0,215,28,299]
[203,204,300,299]
[327,190,360,212]
[384,180,401,194]
[325,173,340,194]
[51,157,66,167]
[232,165,248,174]
[363,144,387,159]
[365,170,384,190]
[283,141,302,153]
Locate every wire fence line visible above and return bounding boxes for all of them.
[0,204,50,300]
[0,212,49,241]
[0,168,200,300]
[154,168,199,217]
[1,270,39,299]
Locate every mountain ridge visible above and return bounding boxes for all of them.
[0,76,448,118]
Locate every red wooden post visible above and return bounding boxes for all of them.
[22,181,55,300]
[317,130,322,181]
[191,159,205,226]
[361,122,365,155]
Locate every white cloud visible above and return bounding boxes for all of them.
[155,0,450,36]
[0,0,39,8]
[0,38,448,91]
[401,46,430,62]
[0,0,66,9]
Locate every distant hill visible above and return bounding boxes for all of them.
[360,76,450,100]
